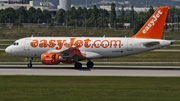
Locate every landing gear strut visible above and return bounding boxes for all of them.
[27,57,33,67]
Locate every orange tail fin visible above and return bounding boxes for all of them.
[131,6,168,39]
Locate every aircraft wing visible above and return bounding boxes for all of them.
[46,47,102,59]
[46,47,85,58]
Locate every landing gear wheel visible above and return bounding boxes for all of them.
[27,63,32,67]
[74,63,82,68]
[86,61,94,68]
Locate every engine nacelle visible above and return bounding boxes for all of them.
[41,53,61,65]
[41,53,73,65]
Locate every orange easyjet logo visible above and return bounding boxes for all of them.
[30,38,121,50]
[142,10,163,34]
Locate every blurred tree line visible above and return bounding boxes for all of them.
[0,7,51,26]
[0,4,180,33]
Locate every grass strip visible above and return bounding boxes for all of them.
[1,51,180,62]
[0,27,179,39]
[0,76,179,101]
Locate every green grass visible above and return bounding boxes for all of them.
[160,46,180,50]
[0,50,180,66]
[0,76,179,101]
[0,42,13,45]
[173,41,180,45]
[0,51,180,62]
[0,45,10,49]
[0,27,179,39]
[93,51,180,63]
[0,27,134,39]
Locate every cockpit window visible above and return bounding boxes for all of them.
[13,42,19,46]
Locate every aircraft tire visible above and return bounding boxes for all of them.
[27,63,32,67]
[86,62,94,68]
[74,63,82,68]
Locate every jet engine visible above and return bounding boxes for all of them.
[41,53,66,65]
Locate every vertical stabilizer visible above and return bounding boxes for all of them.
[131,6,168,39]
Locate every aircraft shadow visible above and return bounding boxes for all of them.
[0,66,180,71]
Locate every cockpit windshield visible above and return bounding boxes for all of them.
[13,42,19,46]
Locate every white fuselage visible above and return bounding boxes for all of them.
[5,37,172,60]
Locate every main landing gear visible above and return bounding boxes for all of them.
[74,60,94,68]
[74,62,82,68]
[86,61,94,68]
[27,57,33,67]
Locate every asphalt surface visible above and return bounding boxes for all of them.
[0,65,180,77]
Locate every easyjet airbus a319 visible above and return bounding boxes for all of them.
[5,6,172,68]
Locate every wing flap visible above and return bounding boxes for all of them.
[46,47,85,58]
[81,51,102,59]
[66,48,85,58]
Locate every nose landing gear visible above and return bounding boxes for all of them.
[27,57,33,67]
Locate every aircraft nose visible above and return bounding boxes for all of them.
[5,46,12,54]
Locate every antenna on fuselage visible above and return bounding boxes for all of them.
[103,35,105,37]
[31,35,33,37]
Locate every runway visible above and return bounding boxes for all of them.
[0,65,180,77]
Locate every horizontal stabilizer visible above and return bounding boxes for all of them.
[144,41,160,47]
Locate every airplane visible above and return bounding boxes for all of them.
[5,6,172,68]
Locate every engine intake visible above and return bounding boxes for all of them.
[41,53,61,65]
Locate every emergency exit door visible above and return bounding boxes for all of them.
[127,40,133,51]
[24,39,30,50]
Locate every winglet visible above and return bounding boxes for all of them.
[131,6,168,39]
